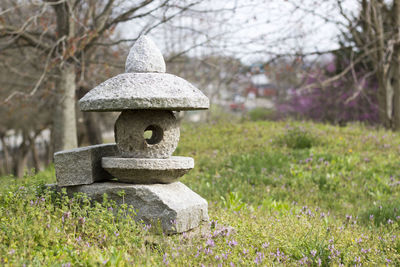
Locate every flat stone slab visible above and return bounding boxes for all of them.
[79,73,209,111]
[102,156,194,184]
[54,143,119,187]
[66,181,209,233]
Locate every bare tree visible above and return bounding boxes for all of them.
[337,0,396,128]
[0,0,207,152]
[277,0,400,130]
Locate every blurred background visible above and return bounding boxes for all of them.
[0,0,396,177]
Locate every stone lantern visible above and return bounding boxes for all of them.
[54,36,209,233]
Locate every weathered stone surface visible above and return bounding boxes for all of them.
[54,143,119,187]
[66,182,209,233]
[102,156,194,184]
[115,110,179,158]
[79,73,209,111]
[125,35,166,73]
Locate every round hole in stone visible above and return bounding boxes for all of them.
[143,125,163,145]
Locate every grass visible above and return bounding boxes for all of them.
[1,120,400,265]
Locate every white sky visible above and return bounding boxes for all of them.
[120,0,359,64]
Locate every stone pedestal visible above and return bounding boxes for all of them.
[66,182,209,233]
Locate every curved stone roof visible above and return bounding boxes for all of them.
[79,73,209,111]
[79,35,209,112]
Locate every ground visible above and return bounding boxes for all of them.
[1,120,400,266]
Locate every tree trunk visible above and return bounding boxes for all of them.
[392,78,400,130]
[77,82,103,145]
[385,75,394,128]
[45,138,53,165]
[14,151,29,178]
[359,0,393,129]
[12,133,30,178]
[83,112,103,145]
[52,63,78,152]
[0,136,10,174]
[376,68,391,128]
[30,136,41,173]
[392,0,400,130]
[51,1,78,152]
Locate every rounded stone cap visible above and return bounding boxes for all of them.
[79,73,209,111]
[125,35,166,73]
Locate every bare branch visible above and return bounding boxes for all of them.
[2,37,64,103]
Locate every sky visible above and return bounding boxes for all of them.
[120,0,359,64]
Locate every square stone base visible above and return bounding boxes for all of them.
[64,181,209,233]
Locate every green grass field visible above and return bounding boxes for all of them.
[1,120,400,266]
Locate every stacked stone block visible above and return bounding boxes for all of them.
[54,36,209,233]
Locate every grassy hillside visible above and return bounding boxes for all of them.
[1,120,400,266]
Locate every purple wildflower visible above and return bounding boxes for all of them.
[361,248,370,254]
[204,248,213,255]
[163,253,169,265]
[310,250,317,257]
[182,232,188,239]
[254,252,264,265]
[61,211,71,223]
[298,256,309,265]
[227,240,238,247]
[206,239,215,247]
